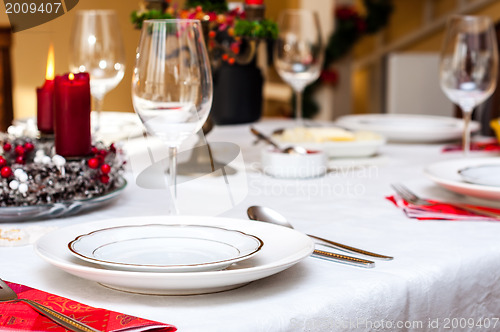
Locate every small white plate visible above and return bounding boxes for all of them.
[458,165,500,187]
[272,137,385,158]
[69,224,263,272]
[336,114,480,143]
[425,158,500,200]
[35,216,314,295]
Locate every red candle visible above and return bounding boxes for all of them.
[245,0,264,5]
[54,72,91,158]
[36,44,55,134]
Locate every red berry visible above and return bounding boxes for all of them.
[91,146,98,154]
[1,166,12,178]
[15,156,24,164]
[0,156,6,167]
[24,142,34,152]
[3,143,11,152]
[96,155,105,165]
[100,164,111,174]
[14,145,25,156]
[99,149,107,157]
[109,143,116,153]
[100,174,110,184]
[88,158,99,169]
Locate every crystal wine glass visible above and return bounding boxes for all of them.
[132,19,213,213]
[274,9,324,126]
[440,15,498,155]
[69,10,126,134]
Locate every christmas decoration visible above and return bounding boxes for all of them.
[0,133,125,207]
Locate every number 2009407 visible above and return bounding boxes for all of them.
[5,2,62,14]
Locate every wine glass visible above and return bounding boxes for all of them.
[274,9,324,126]
[132,19,213,213]
[440,15,498,155]
[69,10,126,134]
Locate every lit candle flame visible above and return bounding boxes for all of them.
[45,43,55,81]
[68,73,74,80]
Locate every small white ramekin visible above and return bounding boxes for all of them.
[261,147,327,179]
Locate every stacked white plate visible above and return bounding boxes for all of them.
[336,114,480,143]
[35,216,314,295]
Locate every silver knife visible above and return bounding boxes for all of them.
[309,234,393,260]
[311,249,375,268]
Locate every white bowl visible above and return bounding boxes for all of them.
[261,148,327,179]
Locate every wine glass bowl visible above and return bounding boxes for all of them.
[274,9,324,124]
[439,15,498,155]
[69,10,126,133]
[132,19,213,211]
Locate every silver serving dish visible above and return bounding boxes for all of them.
[0,177,126,222]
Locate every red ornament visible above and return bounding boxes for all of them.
[88,158,99,169]
[208,30,216,39]
[3,143,11,152]
[100,174,110,184]
[15,156,24,164]
[91,146,99,155]
[24,142,35,152]
[109,143,116,153]
[0,156,6,167]
[1,166,12,178]
[14,145,25,156]
[100,164,111,174]
[98,149,107,157]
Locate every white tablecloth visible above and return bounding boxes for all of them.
[2,119,500,331]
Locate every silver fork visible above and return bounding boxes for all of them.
[0,278,100,332]
[391,183,500,219]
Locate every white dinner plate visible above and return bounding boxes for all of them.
[336,114,480,143]
[35,216,314,295]
[68,224,263,272]
[425,158,500,200]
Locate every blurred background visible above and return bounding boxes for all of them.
[2,0,500,123]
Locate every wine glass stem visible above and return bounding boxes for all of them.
[462,109,473,156]
[93,96,104,135]
[169,146,178,214]
[295,90,303,126]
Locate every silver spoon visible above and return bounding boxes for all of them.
[247,206,393,261]
[250,127,307,154]
[247,207,375,268]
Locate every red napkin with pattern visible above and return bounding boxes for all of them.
[387,195,500,221]
[0,281,177,332]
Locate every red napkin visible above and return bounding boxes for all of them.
[442,139,500,153]
[0,281,177,332]
[387,195,500,221]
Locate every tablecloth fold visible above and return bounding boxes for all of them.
[0,281,177,332]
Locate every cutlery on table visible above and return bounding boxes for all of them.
[250,127,307,154]
[391,183,500,219]
[247,206,389,268]
[0,278,100,332]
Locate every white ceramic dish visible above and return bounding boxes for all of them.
[336,114,480,143]
[261,148,327,178]
[68,224,263,272]
[425,158,500,200]
[34,216,314,295]
[272,137,385,158]
[458,164,500,187]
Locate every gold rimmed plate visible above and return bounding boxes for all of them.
[68,224,264,272]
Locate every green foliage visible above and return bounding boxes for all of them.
[130,10,174,29]
[234,19,278,39]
